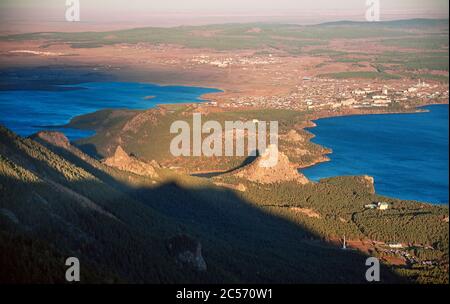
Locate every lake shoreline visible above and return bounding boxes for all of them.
[300,103,449,205]
[297,102,447,171]
[0,76,222,140]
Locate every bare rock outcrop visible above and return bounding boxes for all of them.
[167,234,207,272]
[31,131,72,150]
[361,175,376,194]
[103,146,159,178]
[234,145,309,185]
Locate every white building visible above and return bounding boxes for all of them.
[378,202,390,210]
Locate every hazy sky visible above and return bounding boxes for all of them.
[0,0,448,33]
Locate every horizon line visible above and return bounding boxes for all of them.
[2,17,448,35]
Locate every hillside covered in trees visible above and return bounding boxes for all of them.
[0,125,448,283]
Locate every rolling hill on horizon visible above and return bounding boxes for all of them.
[2,18,448,51]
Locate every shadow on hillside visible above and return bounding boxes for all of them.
[75,143,104,160]
[191,152,259,178]
[1,135,408,284]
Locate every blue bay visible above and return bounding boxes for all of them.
[0,81,220,140]
[302,104,449,204]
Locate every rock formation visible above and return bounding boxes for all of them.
[104,145,159,178]
[167,234,207,272]
[31,131,72,150]
[361,175,376,194]
[234,145,309,184]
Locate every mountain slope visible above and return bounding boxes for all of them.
[0,125,416,283]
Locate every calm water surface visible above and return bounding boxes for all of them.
[302,105,449,204]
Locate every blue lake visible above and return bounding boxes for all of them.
[1,68,447,204]
[0,81,220,140]
[302,104,449,204]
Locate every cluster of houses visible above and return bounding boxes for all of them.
[382,246,438,266]
[190,54,279,68]
[216,77,448,111]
